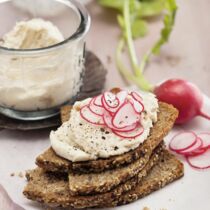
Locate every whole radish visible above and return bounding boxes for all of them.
[154,79,210,124]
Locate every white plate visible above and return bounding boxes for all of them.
[0,96,210,210]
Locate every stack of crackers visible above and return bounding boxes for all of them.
[23,102,184,208]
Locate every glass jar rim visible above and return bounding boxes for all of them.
[0,0,91,55]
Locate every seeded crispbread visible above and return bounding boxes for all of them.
[23,147,164,207]
[36,102,178,173]
[23,150,183,208]
[68,142,165,196]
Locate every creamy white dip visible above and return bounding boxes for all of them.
[0,19,84,111]
[50,91,159,162]
[1,18,64,49]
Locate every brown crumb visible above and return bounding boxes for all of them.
[18,172,24,178]
[110,87,121,94]
[10,172,24,178]
[143,207,150,210]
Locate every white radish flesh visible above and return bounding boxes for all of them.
[169,131,197,152]
[103,111,137,132]
[103,92,120,108]
[112,102,140,129]
[186,148,210,169]
[113,125,144,139]
[89,98,104,116]
[93,95,103,107]
[80,105,104,125]
[131,91,143,103]
[178,137,203,155]
[197,132,210,148]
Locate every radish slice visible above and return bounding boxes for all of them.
[89,97,104,116]
[178,137,203,155]
[103,111,137,132]
[129,97,144,113]
[169,131,197,152]
[197,132,210,148]
[101,95,119,113]
[186,148,210,169]
[80,105,104,125]
[113,125,144,139]
[131,91,143,103]
[103,92,120,108]
[117,90,128,104]
[93,95,103,107]
[186,147,208,157]
[112,102,140,129]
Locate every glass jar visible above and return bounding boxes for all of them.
[0,0,90,120]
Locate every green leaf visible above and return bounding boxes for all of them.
[98,0,141,13]
[98,0,123,10]
[131,19,148,39]
[139,0,177,72]
[151,0,177,54]
[137,0,165,17]
[117,14,124,30]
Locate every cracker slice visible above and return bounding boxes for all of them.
[23,150,183,209]
[36,102,178,173]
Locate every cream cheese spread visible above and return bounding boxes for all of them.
[0,19,84,111]
[1,18,64,49]
[50,91,159,162]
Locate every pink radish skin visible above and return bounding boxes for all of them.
[131,91,143,103]
[129,97,144,113]
[89,97,104,116]
[79,90,145,139]
[112,124,144,139]
[101,95,119,113]
[80,105,105,126]
[186,149,210,169]
[93,95,103,107]
[103,92,120,108]
[154,79,210,124]
[197,132,210,148]
[117,90,128,104]
[103,111,138,132]
[169,131,210,169]
[112,102,140,129]
[178,137,203,155]
[169,131,197,152]
[186,147,209,157]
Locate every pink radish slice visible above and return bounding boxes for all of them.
[129,97,144,113]
[131,91,143,103]
[89,97,104,116]
[101,95,119,113]
[112,102,140,129]
[80,105,104,125]
[103,111,137,132]
[186,147,208,157]
[178,137,203,155]
[112,125,144,139]
[93,95,103,107]
[116,90,128,104]
[169,131,197,152]
[197,132,210,148]
[103,92,120,108]
[186,148,210,169]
